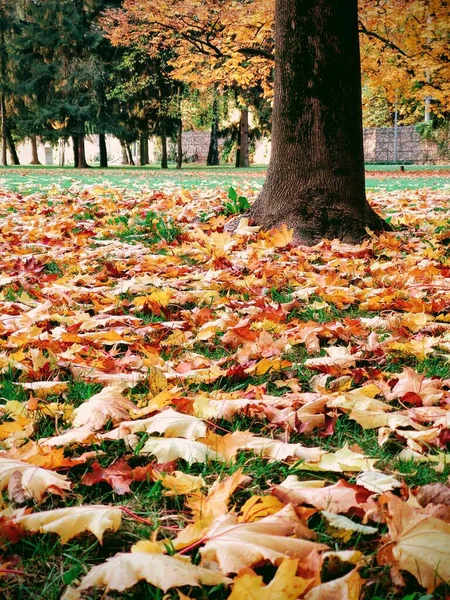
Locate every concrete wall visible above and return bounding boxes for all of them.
[11,125,449,166]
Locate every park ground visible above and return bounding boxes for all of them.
[0,165,449,599]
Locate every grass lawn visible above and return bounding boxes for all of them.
[0,170,449,599]
[0,163,449,194]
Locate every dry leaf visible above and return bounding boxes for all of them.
[301,444,378,473]
[200,504,327,574]
[228,558,312,600]
[238,495,286,522]
[138,437,226,464]
[18,505,122,543]
[66,552,231,596]
[0,458,71,502]
[304,568,363,600]
[273,476,372,513]
[159,471,206,496]
[377,492,450,591]
[72,386,135,430]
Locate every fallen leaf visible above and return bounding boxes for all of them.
[238,495,286,522]
[228,558,312,600]
[200,504,327,574]
[377,492,450,591]
[66,552,231,596]
[301,444,378,473]
[304,568,363,600]
[273,476,372,514]
[72,386,135,430]
[138,437,226,464]
[0,458,71,502]
[18,505,122,544]
[159,471,206,496]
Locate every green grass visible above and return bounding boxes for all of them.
[1,164,449,194]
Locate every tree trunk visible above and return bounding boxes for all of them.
[126,143,134,166]
[160,119,168,169]
[249,0,388,244]
[139,135,149,165]
[99,133,108,168]
[6,128,20,165]
[120,139,129,165]
[59,139,66,166]
[207,95,220,166]
[176,119,182,169]
[72,135,79,167]
[238,108,249,168]
[0,94,7,166]
[75,133,89,168]
[30,136,41,164]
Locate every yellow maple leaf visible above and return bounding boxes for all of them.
[228,559,313,600]
[18,505,122,544]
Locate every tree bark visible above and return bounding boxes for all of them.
[160,118,168,169]
[207,95,220,166]
[6,128,19,165]
[126,143,134,166]
[72,135,79,167]
[176,119,183,169]
[75,133,89,168]
[139,135,149,165]
[99,133,108,168]
[120,139,129,165]
[30,136,41,164]
[0,94,7,166]
[238,108,249,168]
[249,0,388,244]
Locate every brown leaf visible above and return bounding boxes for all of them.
[81,460,133,495]
[377,492,450,591]
[273,477,372,514]
[200,504,327,574]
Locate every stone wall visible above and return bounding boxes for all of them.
[13,125,449,166]
[170,131,225,163]
[363,125,446,164]
[177,126,449,165]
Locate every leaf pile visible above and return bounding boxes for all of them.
[0,184,449,598]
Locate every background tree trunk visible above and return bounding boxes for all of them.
[30,136,41,164]
[0,94,7,166]
[160,119,168,169]
[126,143,134,166]
[6,128,20,164]
[72,135,79,167]
[120,140,129,165]
[139,135,149,165]
[176,119,182,169]
[99,133,108,168]
[207,95,220,166]
[249,0,388,244]
[59,139,65,166]
[75,133,89,168]
[238,108,249,168]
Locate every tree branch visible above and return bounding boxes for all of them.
[358,20,409,57]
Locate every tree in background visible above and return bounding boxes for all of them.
[103,0,274,168]
[360,0,450,122]
[248,0,389,244]
[12,0,122,168]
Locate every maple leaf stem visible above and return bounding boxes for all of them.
[0,568,26,576]
[204,420,231,434]
[120,506,154,526]
[176,537,207,555]
[120,506,180,531]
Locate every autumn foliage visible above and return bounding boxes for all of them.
[0,179,449,598]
